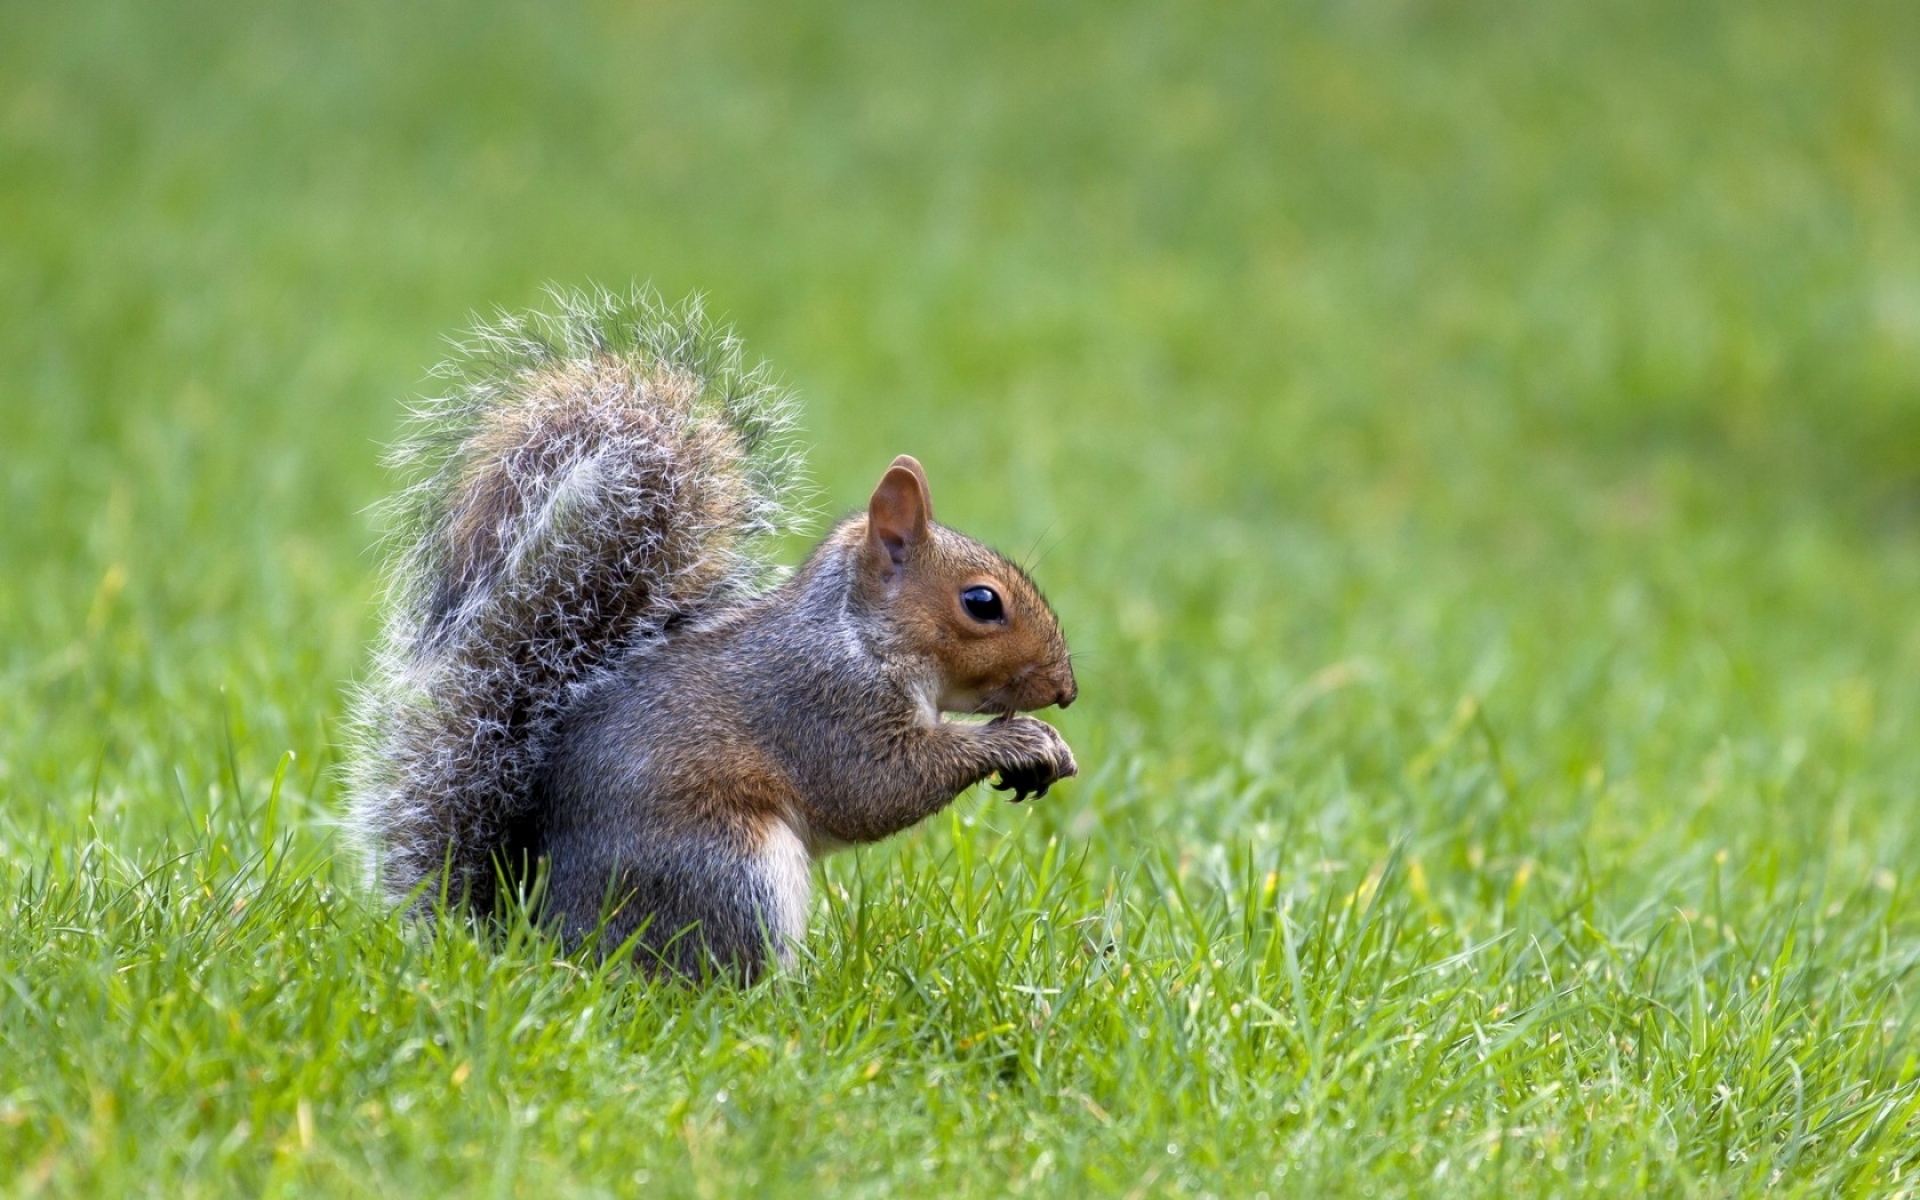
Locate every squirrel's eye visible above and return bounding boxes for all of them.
[960,586,1004,623]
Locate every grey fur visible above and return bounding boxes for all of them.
[344,286,808,919]
[533,521,1076,976]
[345,287,1076,980]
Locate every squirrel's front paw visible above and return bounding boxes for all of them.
[987,716,1078,804]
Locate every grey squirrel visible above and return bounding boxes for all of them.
[345,288,1078,979]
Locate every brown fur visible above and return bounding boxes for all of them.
[346,292,1076,981]
[524,459,1077,976]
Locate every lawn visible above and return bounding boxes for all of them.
[4,0,1920,1194]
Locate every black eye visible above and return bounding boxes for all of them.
[960,586,1004,623]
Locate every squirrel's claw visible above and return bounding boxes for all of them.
[992,766,1056,804]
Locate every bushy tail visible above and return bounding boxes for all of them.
[344,286,809,915]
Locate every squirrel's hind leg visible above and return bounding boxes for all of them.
[564,821,809,982]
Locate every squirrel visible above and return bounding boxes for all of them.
[345,287,1078,979]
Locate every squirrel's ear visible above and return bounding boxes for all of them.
[886,454,935,521]
[867,456,932,575]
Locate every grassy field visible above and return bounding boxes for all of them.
[5,0,1920,1194]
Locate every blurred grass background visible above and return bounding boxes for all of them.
[4,0,1920,1194]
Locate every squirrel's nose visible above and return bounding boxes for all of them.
[1056,681,1077,709]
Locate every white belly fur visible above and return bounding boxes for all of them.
[756,817,814,957]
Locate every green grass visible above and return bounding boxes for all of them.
[5,0,1920,1194]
